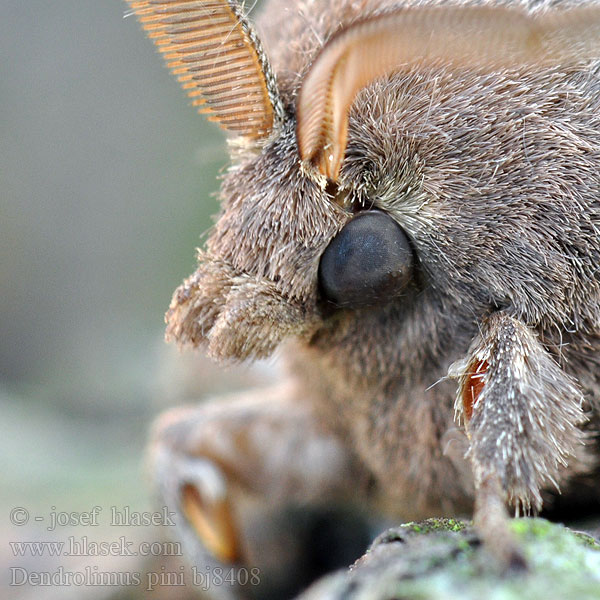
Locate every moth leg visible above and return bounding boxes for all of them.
[451,312,587,567]
[149,382,368,596]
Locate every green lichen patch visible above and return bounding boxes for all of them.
[401,518,468,535]
[572,531,600,550]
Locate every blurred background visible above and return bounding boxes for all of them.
[1,2,270,597]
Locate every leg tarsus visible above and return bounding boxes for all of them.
[473,474,527,572]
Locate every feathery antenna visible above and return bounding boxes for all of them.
[127,0,282,140]
[297,5,600,180]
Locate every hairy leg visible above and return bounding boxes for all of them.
[451,312,589,567]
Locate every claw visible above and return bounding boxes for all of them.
[181,482,242,564]
[152,424,244,568]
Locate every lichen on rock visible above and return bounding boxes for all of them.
[297,518,600,600]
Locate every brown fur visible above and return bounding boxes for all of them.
[141,0,600,592]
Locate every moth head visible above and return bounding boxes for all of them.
[128,1,600,368]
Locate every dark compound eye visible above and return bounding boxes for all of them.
[318,210,414,308]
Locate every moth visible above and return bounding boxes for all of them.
[127,0,600,596]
